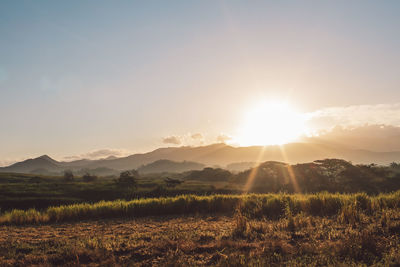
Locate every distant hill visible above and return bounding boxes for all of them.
[80,142,400,170]
[137,160,204,174]
[1,142,400,175]
[2,155,62,173]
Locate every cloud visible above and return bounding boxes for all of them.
[63,149,131,161]
[303,103,400,151]
[162,135,182,145]
[162,133,207,146]
[307,103,400,131]
[162,132,233,146]
[85,149,130,159]
[216,133,232,143]
[191,133,204,140]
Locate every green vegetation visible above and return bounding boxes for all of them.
[82,173,98,182]
[234,159,400,194]
[63,170,74,181]
[185,167,233,182]
[1,191,399,225]
[0,172,231,211]
[1,158,400,212]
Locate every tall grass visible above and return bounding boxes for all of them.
[1,191,399,225]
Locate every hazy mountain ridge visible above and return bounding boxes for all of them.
[137,160,205,174]
[307,125,400,152]
[1,142,400,175]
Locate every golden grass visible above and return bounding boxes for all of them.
[1,191,399,225]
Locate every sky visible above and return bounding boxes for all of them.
[1,1,400,164]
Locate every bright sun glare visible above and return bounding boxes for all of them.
[235,101,307,146]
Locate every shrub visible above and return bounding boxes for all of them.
[82,173,98,182]
[164,177,182,187]
[116,170,138,187]
[63,170,74,181]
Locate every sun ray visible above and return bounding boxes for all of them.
[277,145,300,193]
[243,145,266,193]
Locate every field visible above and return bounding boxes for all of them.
[1,166,400,266]
[0,172,236,211]
[1,192,400,266]
[1,208,400,266]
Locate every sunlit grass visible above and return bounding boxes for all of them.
[0,191,399,225]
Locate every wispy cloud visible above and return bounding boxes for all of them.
[191,133,204,140]
[0,159,18,167]
[307,103,400,131]
[162,133,207,146]
[162,135,182,145]
[216,133,232,143]
[63,149,131,161]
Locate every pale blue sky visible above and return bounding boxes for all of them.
[1,1,400,162]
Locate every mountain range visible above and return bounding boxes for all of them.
[1,142,400,175]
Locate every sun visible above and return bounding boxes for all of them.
[235,101,307,146]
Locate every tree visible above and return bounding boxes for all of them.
[116,170,138,187]
[63,170,74,181]
[164,177,183,188]
[390,162,399,169]
[82,173,98,182]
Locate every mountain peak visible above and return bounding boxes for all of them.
[36,155,58,163]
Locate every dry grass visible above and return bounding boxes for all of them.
[1,192,399,265]
[0,209,400,266]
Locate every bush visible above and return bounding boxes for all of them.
[116,170,138,187]
[164,177,182,187]
[82,173,98,182]
[63,170,74,181]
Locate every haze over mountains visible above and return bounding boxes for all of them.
[137,160,205,174]
[304,125,400,152]
[1,140,400,175]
